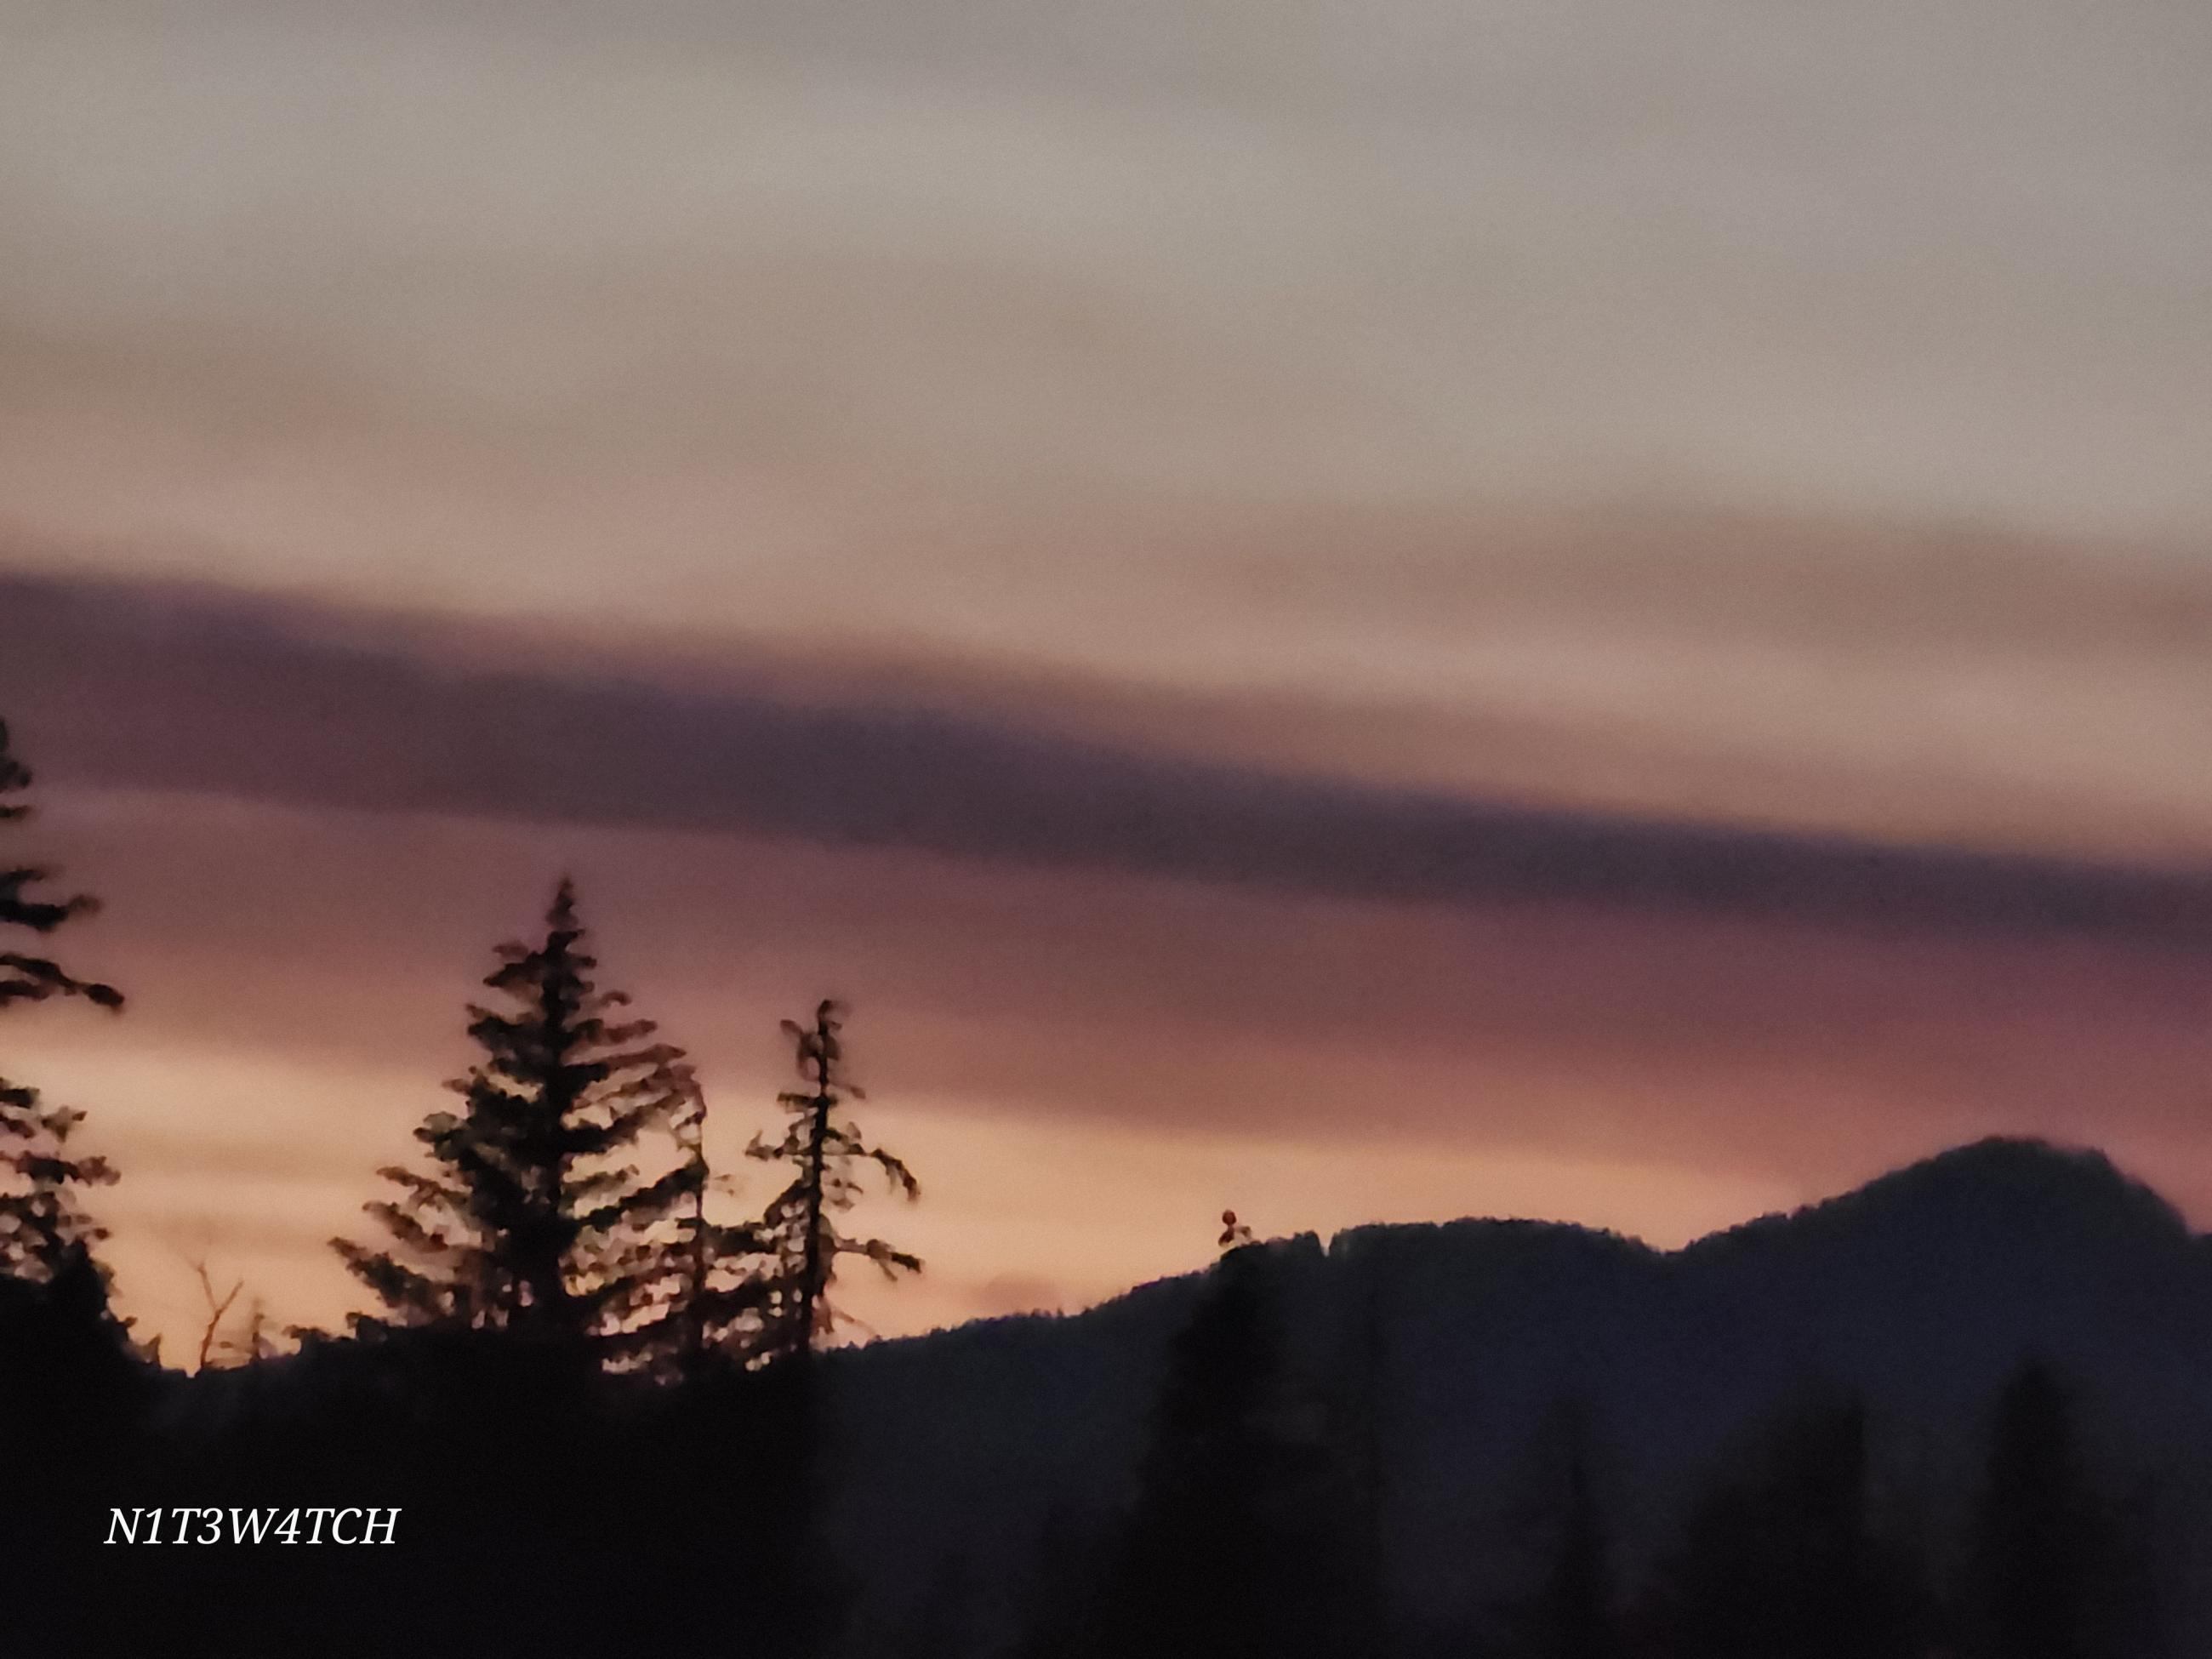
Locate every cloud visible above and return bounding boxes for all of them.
[8,565,2210,1217]
[1,0,2205,531]
[6,568,2211,948]
[5,0,2209,1357]
[15,700,2212,1359]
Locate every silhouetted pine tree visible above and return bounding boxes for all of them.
[887,1552,981,1659]
[333,879,693,1354]
[0,1234,147,1639]
[1488,1398,1616,1659]
[1964,1360,2132,1659]
[746,999,920,1365]
[1012,1503,1122,1659]
[624,1074,771,1377]
[1328,1230,1396,1652]
[1086,1240,1343,1659]
[0,718,123,1282]
[1634,1394,1923,1659]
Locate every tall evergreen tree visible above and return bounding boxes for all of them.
[1964,1360,2129,1659]
[1328,1230,1396,1652]
[0,718,123,1282]
[334,879,693,1350]
[1084,1241,1343,1659]
[1634,1394,1923,1659]
[1490,1398,1616,1659]
[626,1073,771,1376]
[746,999,920,1365]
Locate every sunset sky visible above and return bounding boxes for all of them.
[2,0,2209,1356]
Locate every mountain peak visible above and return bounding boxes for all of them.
[1688,1136,2193,1266]
[1854,1135,2181,1227]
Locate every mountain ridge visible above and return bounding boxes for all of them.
[819,1136,2212,1654]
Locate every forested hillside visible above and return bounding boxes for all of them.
[11,1137,2208,1656]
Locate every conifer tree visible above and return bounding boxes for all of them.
[625,1075,771,1376]
[746,999,920,1365]
[1964,1360,2129,1659]
[334,879,693,1350]
[1330,1231,1395,1650]
[1634,1394,1922,1659]
[1087,1240,1343,1659]
[1491,1398,1616,1659]
[0,718,123,1282]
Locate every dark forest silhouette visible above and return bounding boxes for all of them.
[0,712,2199,1656]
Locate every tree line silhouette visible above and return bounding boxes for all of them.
[0,713,2181,1656]
[1011,1239,2157,1659]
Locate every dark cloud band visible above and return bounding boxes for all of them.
[6,569,2209,945]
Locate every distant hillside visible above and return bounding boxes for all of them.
[14,1135,2205,1655]
[818,1137,2212,1655]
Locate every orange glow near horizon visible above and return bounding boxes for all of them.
[13,783,2212,1362]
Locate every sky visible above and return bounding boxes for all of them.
[1,0,2209,1356]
